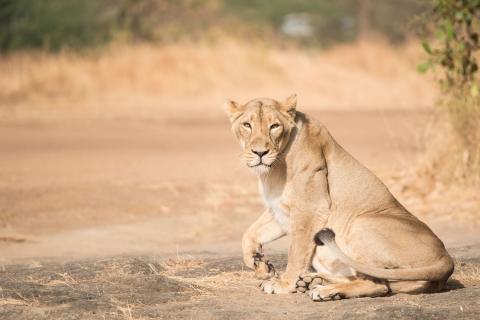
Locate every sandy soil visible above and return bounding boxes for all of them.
[0,109,433,258]
[0,109,479,319]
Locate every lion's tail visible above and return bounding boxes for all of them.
[315,228,454,281]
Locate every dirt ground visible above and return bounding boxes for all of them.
[1,251,479,320]
[0,109,479,319]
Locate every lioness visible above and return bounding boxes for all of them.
[224,95,454,301]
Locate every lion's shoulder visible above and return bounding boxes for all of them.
[294,112,333,149]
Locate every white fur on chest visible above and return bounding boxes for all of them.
[269,198,290,229]
[259,180,290,230]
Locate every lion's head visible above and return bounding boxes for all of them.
[224,95,297,175]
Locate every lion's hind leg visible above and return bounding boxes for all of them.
[308,279,389,301]
[388,280,445,294]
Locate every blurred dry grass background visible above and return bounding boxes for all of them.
[0,39,436,122]
[0,0,435,123]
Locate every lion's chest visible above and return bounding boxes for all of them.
[269,200,290,230]
[260,182,291,231]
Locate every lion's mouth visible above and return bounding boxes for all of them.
[248,162,271,168]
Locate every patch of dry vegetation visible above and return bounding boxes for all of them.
[0,256,209,319]
[0,298,30,306]
[0,40,436,122]
[421,118,480,186]
[413,1,480,187]
[160,254,204,275]
[391,97,480,213]
[452,259,480,287]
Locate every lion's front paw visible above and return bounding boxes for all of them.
[308,285,344,302]
[260,278,294,294]
[253,253,276,280]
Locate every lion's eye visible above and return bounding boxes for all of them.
[270,123,280,130]
[242,122,251,129]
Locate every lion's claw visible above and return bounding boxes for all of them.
[253,253,276,279]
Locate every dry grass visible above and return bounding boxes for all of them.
[186,271,253,294]
[419,108,480,184]
[160,254,204,275]
[0,39,436,122]
[0,298,30,306]
[390,106,480,199]
[453,260,480,286]
[44,272,78,288]
[111,299,142,320]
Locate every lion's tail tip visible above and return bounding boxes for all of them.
[314,228,336,246]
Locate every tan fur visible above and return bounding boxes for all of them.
[224,95,454,299]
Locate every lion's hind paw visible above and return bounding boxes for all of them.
[296,274,324,293]
[308,285,345,302]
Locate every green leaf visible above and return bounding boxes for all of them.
[435,29,445,40]
[422,41,432,54]
[443,20,455,40]
[464,12,472,24]
[417,62,431,74]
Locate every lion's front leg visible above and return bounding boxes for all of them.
[261,212,323,294]
[242,209,286,279]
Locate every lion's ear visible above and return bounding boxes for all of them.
[280,94,297,118]
[223,99,244,122]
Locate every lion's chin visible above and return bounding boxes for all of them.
[251,164,271,175]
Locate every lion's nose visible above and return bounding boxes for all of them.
[252,149,269,158]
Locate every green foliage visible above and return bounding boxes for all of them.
[0,0,428,52]
[419,0,480,182]
[223,0,427,45]
[419,0,480,91]
[0,0,227,51]
[108,0,225,42]
[0,0,110,51]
